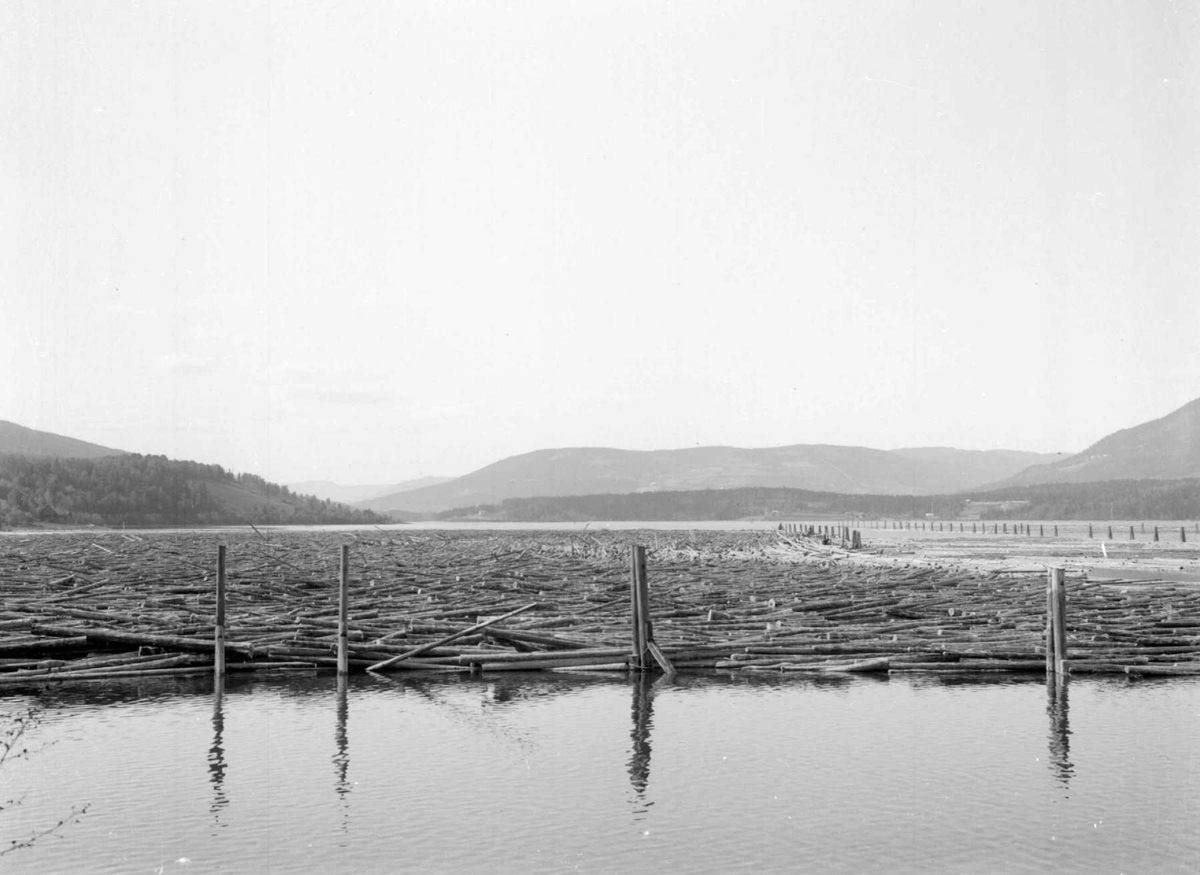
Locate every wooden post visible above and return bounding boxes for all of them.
[630,545,649,671]
[636,546,650,668]
[1047,567,1068,676]
[1045,568,1055,674]
[215,544,226,677]
[1054,569,1068,676]
[338,544,350,675]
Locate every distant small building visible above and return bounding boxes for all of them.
[960,500,1031,520]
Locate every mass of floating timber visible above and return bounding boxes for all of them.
[1,526,1199,686]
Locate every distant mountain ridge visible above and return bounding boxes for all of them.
[0,420,126,459]
[997,397,1200,486]
[357,444,1062,515]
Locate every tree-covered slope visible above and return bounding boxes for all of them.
[0,453,387,528]
[433,479,1200,523]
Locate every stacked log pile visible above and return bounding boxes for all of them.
[0,527,1198,684]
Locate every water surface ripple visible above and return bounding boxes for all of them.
[3,673,1198,873]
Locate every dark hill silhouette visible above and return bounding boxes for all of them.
[0,421,386,528]
[0,451,388,528]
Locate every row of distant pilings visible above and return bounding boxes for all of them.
[783,520,1198,542]
[778,523,863,548]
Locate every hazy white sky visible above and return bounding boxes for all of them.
[3,0,1198,485]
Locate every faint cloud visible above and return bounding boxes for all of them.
[104,297,146,317]
[410,402,471,421]
[609,390,654,403]
[273,364,400,407]
[158,353,213,376]
[314,387,397,405]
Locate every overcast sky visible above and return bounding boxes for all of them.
[3,1,1197,485]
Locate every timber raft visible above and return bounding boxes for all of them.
[1,527,1199,685]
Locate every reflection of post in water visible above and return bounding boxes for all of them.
[334,674,351,808]
[1046,674,1073,787]
[209,676,228,823]
[628,673,655,803]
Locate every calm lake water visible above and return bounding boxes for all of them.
[3,672,1198,874]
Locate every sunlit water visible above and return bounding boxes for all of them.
[3,673,1198,873]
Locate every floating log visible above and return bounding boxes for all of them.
[29,624,255,656]
[646,641,676,675]
[367,602,538,672]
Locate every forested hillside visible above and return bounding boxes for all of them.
[435,479,1200,523]
[437,488,968,522]
[0,453,387,528]
[982,479,1200,522]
